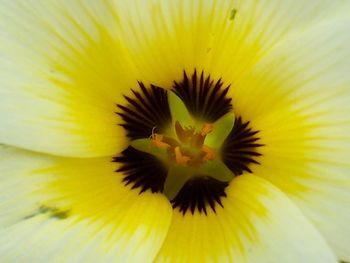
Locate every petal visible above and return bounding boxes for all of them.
[294,164,350,262]
[1,0,347,157]
[112,0,348,89]
[155,174,336,263]
[0,1,139,157]
[0,146,172,262]
[235,18,350,261]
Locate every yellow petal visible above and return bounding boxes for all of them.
[112,0,349,89]
[0,146,172,262]
[155,174,336,263]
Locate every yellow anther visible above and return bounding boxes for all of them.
[201,123,213,136]
[151,134,170,149]
[202,145,216,161]
[150,121,216,167]
[175,146,191,165]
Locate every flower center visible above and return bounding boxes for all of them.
[114,70,263,215]
[151,121,215,167]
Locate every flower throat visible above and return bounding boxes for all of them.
[114,70,263,215]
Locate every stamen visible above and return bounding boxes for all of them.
[202,145,216,161]
[201,123,213,136]
[174,146,191,165]
[151,134,171,149]
[148,120,218,168]
[175,121,194,145]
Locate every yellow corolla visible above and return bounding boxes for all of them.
[1,1,350,262]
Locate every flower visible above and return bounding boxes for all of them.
[1,1,350,262]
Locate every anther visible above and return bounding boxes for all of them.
[175,146,191,165]
[201,123,213,136]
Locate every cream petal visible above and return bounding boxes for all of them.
[0,146,172,262]
[0,1,139,157]
[234,17,350,261]
[155,174,336,263]
[1,0,347,157]
[2,2,350,260]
